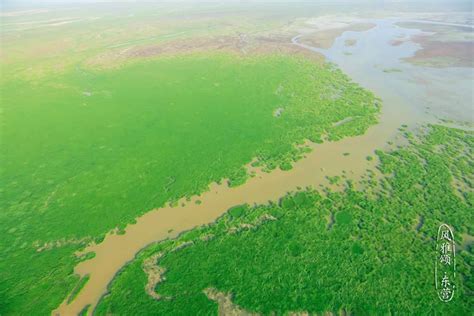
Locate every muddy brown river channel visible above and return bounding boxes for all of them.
[54,18,472,315]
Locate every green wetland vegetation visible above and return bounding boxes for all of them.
[0,52,379,314]
[96,125,474,315]
[2,3,473,314]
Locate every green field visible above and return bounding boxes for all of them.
[2,2,473,315]
[95,125,474,315]
[0,52,379,314]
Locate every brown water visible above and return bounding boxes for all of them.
[54,18,472,316]
[53,83,416,316]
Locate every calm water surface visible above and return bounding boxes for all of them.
[294,18,473,123]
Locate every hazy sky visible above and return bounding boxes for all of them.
[1,0,472,12]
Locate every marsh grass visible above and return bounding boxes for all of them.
[96,125,473,315]
[0,53,379,314]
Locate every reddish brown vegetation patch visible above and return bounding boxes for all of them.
[405,35,474,68]
[85,35,324,69]
[390,39,407,46]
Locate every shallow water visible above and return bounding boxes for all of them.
[54,18,472,315]
[407,20,474,29]
[294,18,473,123]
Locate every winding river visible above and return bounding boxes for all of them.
[54,18,473,315]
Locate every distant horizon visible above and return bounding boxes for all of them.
[2,0,472,11]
